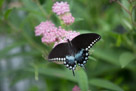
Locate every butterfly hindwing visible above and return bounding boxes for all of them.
[76,49,89,66]
[71,33,101,67]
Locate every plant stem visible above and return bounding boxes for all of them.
[116,0,131,16]
[35,0,48,18]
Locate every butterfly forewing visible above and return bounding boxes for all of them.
[48,43,70,62]
[71,33,101,52]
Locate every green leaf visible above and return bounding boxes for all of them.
[75,18,84,22]
[4,8,13,20]
[75,68,88,91]
[119,52,135,68]
[121,0,130,17]
[0,41,26,59]
[88,56,97,61]
[93,48,119,65]
[26,67,88,91]
[0,0,4,8]
[78,30,92,34]
[25,67,76,82]
[21,0,37,10]
[132,6,136,24]
[90,78,124,91]
[116,35,121,47]
[122,19,132,30]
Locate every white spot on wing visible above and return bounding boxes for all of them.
[85,57,88,60]
[64,61,66,64]
[81,64,84,66]
[66,64,69,67]
[83,61,86,64]
[86,53,88,56]
[88,46,90,49]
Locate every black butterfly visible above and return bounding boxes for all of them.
[48,33,101,76]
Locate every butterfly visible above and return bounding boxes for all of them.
[48,33,101,76]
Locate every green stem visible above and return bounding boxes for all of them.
[123,35,136,54]
[131,5,136,26]
[116,0,136,27]
[116,0,136,53]
[35,0,48,18]
[116,0,131,16]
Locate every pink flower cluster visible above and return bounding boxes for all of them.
[54,26,80,46]
[35,21,80,46]
[35,21,56,36]
[72,85,80,91]
[35,2,79,46]
[52,2,70,15]
[52,2,75,25]
[60,13,75,25]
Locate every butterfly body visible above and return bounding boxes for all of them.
[48,33,101,76]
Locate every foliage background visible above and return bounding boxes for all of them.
[0,0,136,91]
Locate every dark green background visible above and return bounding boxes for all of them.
[0,0,136,91]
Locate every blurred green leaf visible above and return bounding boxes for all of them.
[93,48,119,65]
[132,6,136,24]
[0,0,4,8]
[89,56,97,61]
[119,52,135,68]
[4,8,13,20]
[21,0,37,10]
[0,41,26,59]
[78,30,94,34]
[76,69,88,91]
[28,85,39,91]
[26,67,89,91]
[1,0,136,90]
[116,35,121,47]
[122,19,132,30]
[121,0,130,17]
[90,78,124,91]
[25,67,76,82]
[75,18,84,22]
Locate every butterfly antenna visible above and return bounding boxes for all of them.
[72,69,75,76]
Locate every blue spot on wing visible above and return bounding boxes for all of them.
[66,56,75,64]
[75,49,84,60]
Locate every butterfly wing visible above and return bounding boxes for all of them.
[48,33,101,76]
[71,33,101,51]
[48,42,77,75]
[48,43,70,63]
[71,33,101,66]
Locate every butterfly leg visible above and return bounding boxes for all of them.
[72,69,75,76]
